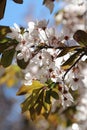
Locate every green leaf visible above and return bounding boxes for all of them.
[35,103,42,115]
[29,107,36,120]
[21,89,41,113]
[73,30,87,47]
[35,90,44,115]
[1,48,15,67]
[45,90,51,104]
[17,59,29,69]
[21,96,31,113]
[16,85,30,95]
[13,0,23,4]
[0,0,7,19]
[20,87,51,119]
[0,37,10,44]
[0,26,11,38]
[16,81,44,95]
[43,102,51,113]
[61,51,82,69]
[57,46,80,57]
[50,82,57,89]
[51,91,59,100]
[21,95,36,113]
[0,38,16,53]
[46,79,57,89]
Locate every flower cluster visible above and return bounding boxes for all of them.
[7,20,62,84]
[55,0,86,35]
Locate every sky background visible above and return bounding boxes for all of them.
[0,0,63,27]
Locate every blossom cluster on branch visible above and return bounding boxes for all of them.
[0,19,87,119]
[0,0,87,125]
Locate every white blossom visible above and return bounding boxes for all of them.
[7,23,22,41]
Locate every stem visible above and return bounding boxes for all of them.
[62,52,85,82]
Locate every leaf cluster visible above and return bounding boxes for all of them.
[58,30,87,71]
[0,26,18,67]
[17,80,59,120]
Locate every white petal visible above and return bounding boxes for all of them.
[71,84,78,91]
[39,29,47,42]
[24,80,32,86]
[17,53,23,60]
[16,44,23,51]
[28,22,35,30]
[14,23,20,32]
[46,28,55,37]
[25,72,32,80]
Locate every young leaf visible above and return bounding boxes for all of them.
[16,80,44,95]
[35,90,44,115]
[21,89,41,113]
[29,107,37,120]
[73,30,87,47]
[21,96,31,113]
[1,48,15,67]
[57,46,79,57]
[50,82,56,89]
[0,26,11,38]
[16,85,30,95]
[35,103,42,115]
[0,0,7,19]
[28,80,44,92]
[13,0,23,4]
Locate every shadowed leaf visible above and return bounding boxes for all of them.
[35,103,42,115]
[0,38,17,54]
[1,48,15,67]
[13,0,23,4]
[45,90,51,104]
[17,59,29,69]
[61,51,82,70]
[0,26,11,38]
[21,89,41,113]
[73,30,87,46]
[0,0,6,19]
[16,80,44,95]
[58,46,80,57]
[51,91,59,99]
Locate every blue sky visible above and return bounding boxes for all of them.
[0,0,64,27]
